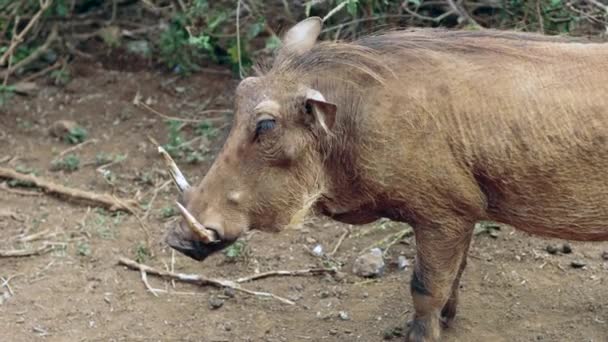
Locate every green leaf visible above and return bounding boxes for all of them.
[188,34,213,51]
[247,20,266,40]
[346,0,359,17]
[265,35,282,51]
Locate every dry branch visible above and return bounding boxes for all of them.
[0,182,42,196]
[0,166,138,212]
[117,256,295,305]
[236,267,337,283]
[0,25,59,81]
[0,242,55,258]
[0,0,52,66]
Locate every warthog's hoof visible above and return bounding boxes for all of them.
[404,318,441,342]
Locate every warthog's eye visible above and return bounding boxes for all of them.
[305,102,313,115]
[255,118,276,138]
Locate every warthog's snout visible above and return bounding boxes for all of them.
[164,222,235,261]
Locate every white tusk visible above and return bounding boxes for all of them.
[158,146,190,192]
[175,201,215,243]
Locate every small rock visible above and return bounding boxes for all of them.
[352,248,385,278]
[49,120,79,137]
[209,296,224,309]
[312,244,324,256]
[338,311,349,320]
[546,245,558,255]
[223,287,236,298]
[397,256,410,270]
[601,251,608,261]
[305,237,317,244]
[12,82,39,96]
[561,243,572,254]
[329,329,338,335]
[570,260,586,269]
[333,271,347,282]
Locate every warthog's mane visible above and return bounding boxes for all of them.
[255,28,591,86]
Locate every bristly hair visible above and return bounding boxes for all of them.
[254,27,592,86]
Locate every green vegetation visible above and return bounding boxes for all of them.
[77,242,92,256]
[50,154,80,172]
[63,127,88,145]
[0,0,605,101]
[162,119,210,164]
[223,240,247,262]
[134,242,151,263]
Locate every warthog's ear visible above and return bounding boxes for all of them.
[281,16,322,55]
[305,89,337,135]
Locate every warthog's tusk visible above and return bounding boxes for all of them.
[158,146,190,192]
[175,201,216,243]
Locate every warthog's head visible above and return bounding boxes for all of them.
[164,17,340,261]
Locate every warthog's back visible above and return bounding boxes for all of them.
[360,30,608,240]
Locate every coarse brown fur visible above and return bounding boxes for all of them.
[166,19,608,342]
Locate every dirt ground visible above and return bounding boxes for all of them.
[1,57,607,342]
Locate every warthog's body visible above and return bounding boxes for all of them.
[165,18,608,341]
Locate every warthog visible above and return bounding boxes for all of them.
[163,17,608,341]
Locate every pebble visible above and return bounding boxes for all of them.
[601,251,608,261]
[306,237,317,244]
[209,296,225,309]
[338,311,349,320]
[352,248,385,278]
[223,287,236,298]
[545,245,558,255]
[333,271,347,282]
[561,243,572,254]
[397,256,410,270]
[312,244,324,256]
[570,260,586,269]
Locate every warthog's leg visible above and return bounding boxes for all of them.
[440,231,473,327]
[406,218,474,342]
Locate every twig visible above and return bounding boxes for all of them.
[328,227,350,257]
[117,257,295,305]
[113,197,153,257]
[0,25,59,82]
[587,0,608,12]
[14,229,52,242]
[170,250,176,288]
[1,274,22,296]
[140,270,159,297]
[0,0,52,66]
[363,226,414,254]
[0,182,42,196]
[0,242,55,258]
[0,166,138,212]
[447,0,482,28]
[236,267,336,283]
[143,180,171,220]
[19,59,62,84]
[536,0,545,33]
[401,6,456,23]
[133,92,229,123]
[236,0,244,79]
[323,1,348,22]
[51,139,97,164]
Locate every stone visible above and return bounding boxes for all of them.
[352,248,385,278]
